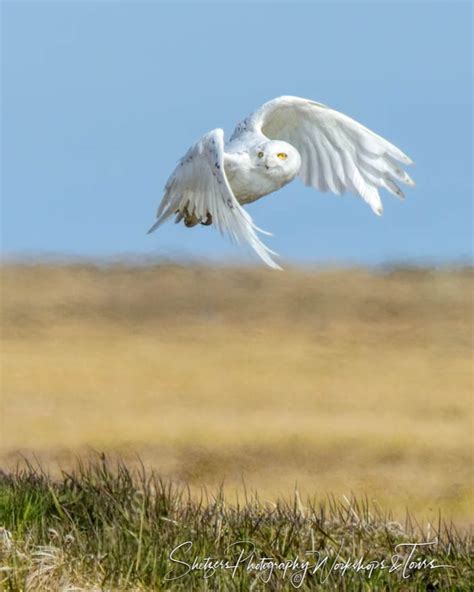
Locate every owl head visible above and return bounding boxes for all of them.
[254,140,301,176]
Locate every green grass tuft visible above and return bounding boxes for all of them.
[0,455,472,590]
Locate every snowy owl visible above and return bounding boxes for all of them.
[148,96,414,269]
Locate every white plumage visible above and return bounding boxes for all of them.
[148,96,414,269]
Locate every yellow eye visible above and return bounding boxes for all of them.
[277,152,288,160]
[257,151,264,158]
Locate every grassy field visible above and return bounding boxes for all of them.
[1,458,472,591]
[0,262,472,589]
[0,264,473,523]
[1,262,472,523]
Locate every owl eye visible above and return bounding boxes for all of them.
[257,151,264,158]
[277,152,288,160]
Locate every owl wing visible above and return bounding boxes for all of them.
[245,96,414,215]
[147,128,281,269]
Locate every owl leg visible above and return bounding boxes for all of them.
[176,207,212,228]
[175,207,199,227]
[184,213,200,227]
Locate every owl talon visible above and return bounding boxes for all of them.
[201,213,213,226]
[184,215,199,227]
[177,207,200,227]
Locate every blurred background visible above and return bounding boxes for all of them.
[1,1,472,522]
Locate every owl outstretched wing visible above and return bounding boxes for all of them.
[147,128,281,269]
[244,96,414,215]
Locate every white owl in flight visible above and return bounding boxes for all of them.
[148,96,414,269]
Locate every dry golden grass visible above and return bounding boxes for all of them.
[1,262,472,522]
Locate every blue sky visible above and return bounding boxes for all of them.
[2,1,472,266]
